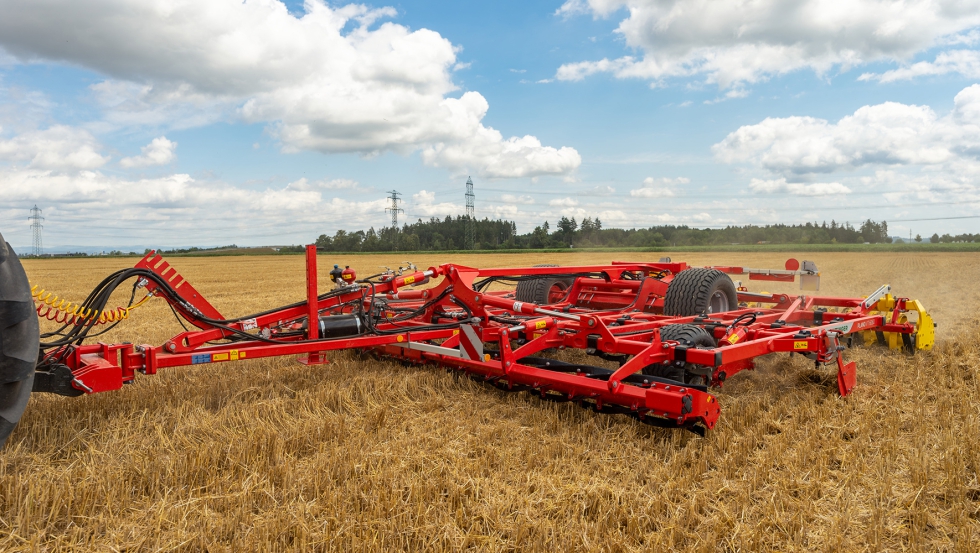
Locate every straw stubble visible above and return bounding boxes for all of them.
[5,251,979,551]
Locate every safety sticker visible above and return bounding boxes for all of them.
[403,276,416,284]
[242,318,258,330]
[459,324,484,361]
[535,320,548,330]
[794,341,808,350]
[727,334,740,345]
[213,353,229,361]
[191,353,211,364]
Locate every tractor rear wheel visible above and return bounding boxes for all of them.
[641,324,716,386]
[663,268,737,316]
[515,264,575,305]
[0,233,38,447]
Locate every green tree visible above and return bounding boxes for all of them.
[556,216,578,245]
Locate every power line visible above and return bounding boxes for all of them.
[458,184,980,200]
[29,205,44,256]
[470,197,980,214]
[888,214,980,222]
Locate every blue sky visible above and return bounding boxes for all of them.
[2,0,979,249]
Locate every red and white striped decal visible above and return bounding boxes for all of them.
[459,324,484,361]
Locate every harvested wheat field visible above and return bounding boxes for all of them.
[4,251,980,552]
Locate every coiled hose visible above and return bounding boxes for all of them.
[31,283,152,326]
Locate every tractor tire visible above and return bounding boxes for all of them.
[0,233,38,448]
[663,268,737,317]
[515,264,575,305]
[641,324,716,385]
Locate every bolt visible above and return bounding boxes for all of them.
[611,381,619,389]
[166,343,176,353]
[587,319,595,327]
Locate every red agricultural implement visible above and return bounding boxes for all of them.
[0,234,935,445]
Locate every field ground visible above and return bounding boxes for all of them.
[4,251,979,551]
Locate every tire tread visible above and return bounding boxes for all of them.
[663,268,737,316]
[0,234,39,447]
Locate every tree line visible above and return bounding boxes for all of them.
[314,215,978,252]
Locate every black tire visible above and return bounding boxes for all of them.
[642,324,716,385]
[663,268,737,316]
[0,233,38,447]
[515,264,575,305]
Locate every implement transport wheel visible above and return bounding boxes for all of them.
[663,268,737,316]
[0,232,39,447]
[642,324,716,386]
[515,264,575,305]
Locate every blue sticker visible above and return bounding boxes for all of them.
[191,353,212,364]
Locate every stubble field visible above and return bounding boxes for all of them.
[3,251,980,551]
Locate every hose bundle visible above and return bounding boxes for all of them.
[32,283,151,326]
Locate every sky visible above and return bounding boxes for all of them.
[2,0,980,249]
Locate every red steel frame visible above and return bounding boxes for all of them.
[43,246,921,432]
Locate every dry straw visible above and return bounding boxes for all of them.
[3,252,978,551]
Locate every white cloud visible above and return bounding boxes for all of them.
[120,136,176,168]
[0,125,108,170]
[714,85,980,205]
[588,184,616,195]
[0,122,391,244]
[555,0,591,18]
[942,30,980,47]
[285,177,361,192]
[555,0,980,88]
[86,81,235,132]
[0,166,390,243]
[420,98,582,178]
[501,194,535,204]
[411,189,462,218]
[629,176,687,197]
[860,50,980,82]
[548,197,579,207]
[0,0,579,179]
[748,178,851,196]
[711,87,980,176]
